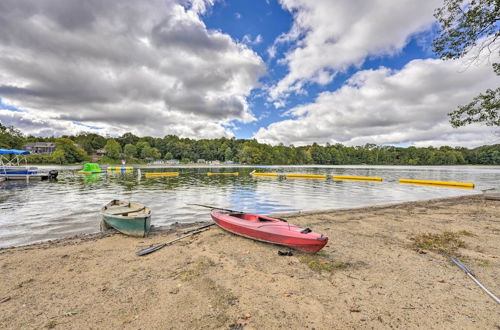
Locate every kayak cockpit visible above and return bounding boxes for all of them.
[229,213,275,222]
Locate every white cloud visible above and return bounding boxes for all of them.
[242,34,263,46]
[255,56,499,147]
[269,0,442,101]
[0,0,265,138]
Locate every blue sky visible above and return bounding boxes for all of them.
[0,0,498,147]
[202,1,436,138]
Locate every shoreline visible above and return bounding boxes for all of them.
[0,194,483,251]
[1,194,499,329]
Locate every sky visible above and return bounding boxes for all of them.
[0,0,498,147]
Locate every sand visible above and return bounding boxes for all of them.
[0,194,499,329]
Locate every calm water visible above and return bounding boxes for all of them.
[1,165,499,248]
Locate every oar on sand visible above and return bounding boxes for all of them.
[136,223,215,256]
[450,257,500,304]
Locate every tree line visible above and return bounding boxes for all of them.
[1,123,498,165]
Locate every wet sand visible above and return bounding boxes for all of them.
[0,194,499,329]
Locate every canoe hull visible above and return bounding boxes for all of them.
[102,214,151,237]
[210,210,328,253]
[100,200,152,237]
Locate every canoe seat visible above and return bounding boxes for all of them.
[109,206,146,215]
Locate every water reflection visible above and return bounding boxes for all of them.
[0,165,499,247]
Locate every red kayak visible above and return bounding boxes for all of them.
[210,209,328,253]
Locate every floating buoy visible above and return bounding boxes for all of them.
[207,172,239,176]
[145,172,179,177]
[251,172,280,177]
[285,174,327,179]
[77,170,95,175]
[333,175,382,182]
[398,179,474,188]
[107,167,133,171]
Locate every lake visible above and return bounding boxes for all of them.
[1,165,499,248]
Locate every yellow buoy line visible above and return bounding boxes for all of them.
[252,172,280,177]
[86,169,475,189]
[250,172,474,188]
[333,175,382,181]
[398,179,474,188]
[107,167,133,171]
[144,172,180,177]
[251,172,381,181]
[285,173,327,179]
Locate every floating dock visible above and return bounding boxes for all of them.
[333,175,382,181]
[207,172,239,176]
[145,172,179,177]
[398,179,474,188]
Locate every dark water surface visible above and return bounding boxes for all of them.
[1,165,498,247]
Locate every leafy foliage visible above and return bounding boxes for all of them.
[54,138,89,164]
[104,139,122,159]
[433,0,499,61]
[449,88,500,126]
[433,0,500,127]
[0,123,498,165]
[0,123,24,149]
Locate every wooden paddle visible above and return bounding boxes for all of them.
[187,203,241,213]
[135,223,215,256]
[188,203,292,222]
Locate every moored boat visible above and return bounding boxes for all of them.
[100,200,152,237]
[0,148,58,180]
[210,209,328,253]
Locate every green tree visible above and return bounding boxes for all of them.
[104,139,122,159]
[433,0,499,127]
[118,132,139,147]
[0,123,24,149]
[141,145,161,159]
[123,144,137,159]
[164,152,173,160]
[52,149,66,164]
[75,133,107,154]
[135,141,150,158]
[54,138,88,163]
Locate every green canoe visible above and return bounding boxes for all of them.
[100,200,152,237]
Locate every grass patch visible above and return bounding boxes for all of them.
[45,321,57,329]
[477,259,491,267]
[174,257,215,282]
[298,251,349,273]
[15,278,34,289]
[410,231,466,255]
[457,230,474,237]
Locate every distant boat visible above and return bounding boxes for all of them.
[0,148,58,180]
[100,200,152,237]
[210,209,328,253]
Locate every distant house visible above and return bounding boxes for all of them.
[24,142,56,154]
[95,148,107,156]
[209,160,221,165]
[166,159,180,164]
[148,160,164,165]
[197,159,206,163]
[224,160,234,165]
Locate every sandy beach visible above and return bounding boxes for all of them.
[0,194,499,329]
